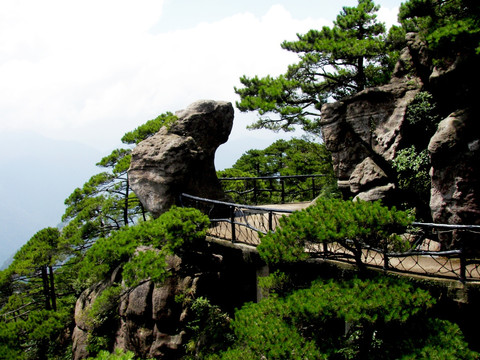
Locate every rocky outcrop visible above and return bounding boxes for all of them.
[72,268,123,360]
[72,254,206,359]
[114,260,191,359]
[429,109,480,226]
[320,78,420,201]
[129,100,234,218]
[72,243,260,359]
[320,32,480,228]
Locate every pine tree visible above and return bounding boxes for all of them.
[235,0,404,135]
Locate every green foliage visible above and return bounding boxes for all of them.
[153,206,210,252]
[258,198,413,267]
[121,112,177,144]
[257,270,292,297]
[393,146,431,199]
[77,206,209,288]
[184,297,234,359]
[86,348,153,360]
[219,138,339,203]
[87,285,123,328]
[13,227,61,273]
[404,91,441,148]
[235,0,403,134]
[399,0,480,60]
[77,228,139,286]
[391,91,439,217]
[96,148,132,175]
[0,308,71,360]
[0,228,76,359]
[122,249,169,288]
[214,277,477,360]
[406,91,441,128]
[87,349,135,360]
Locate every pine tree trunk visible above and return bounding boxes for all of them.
[124,179,129,226]
[48,265,57,311]
[41,266,51,310]
[357,56,366,91]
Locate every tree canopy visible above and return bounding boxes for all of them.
[217,137,339,203]
[0,111,181,359]
[209,277,478,360]
[235,0,405,135]
[399,0,480,61]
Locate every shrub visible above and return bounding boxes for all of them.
[258,199,413,268]
[393,145,431,199]
[184,297,234,358]
[212,277,478,360]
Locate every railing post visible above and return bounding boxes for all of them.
[230,205,236,243]
[268,211,273,232]
[253,179,258,205]
[459,234,466,283]
[281,178,285,204]
[269,178,273,203]
[322,241,328,259]
[383,241,389,271]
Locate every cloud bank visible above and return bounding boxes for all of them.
[0,1,331,152]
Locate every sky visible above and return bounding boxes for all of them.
[0,0,403,265]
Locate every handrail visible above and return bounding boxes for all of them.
[179,193,480,283]
[219,174,326,181]
[412,222,480,231]
[218,174,325,204]
[179,193,295,214]
[179,193,295,245]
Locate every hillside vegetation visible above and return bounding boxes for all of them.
[1,0,479,358]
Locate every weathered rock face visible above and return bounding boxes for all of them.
[72,244,260,360]
[72,268,123,360]
[429,109,480,225]
[320,32,480,227]
[320,79,420,202]
[72,256,193,359]
[129,100,234,218]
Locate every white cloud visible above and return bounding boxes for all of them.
[0,1,400,155]
[0,1,329,152]
[377,5,400,29]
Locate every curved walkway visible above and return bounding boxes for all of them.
[180,194,480,283]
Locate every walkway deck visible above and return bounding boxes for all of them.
[180,194,480,283]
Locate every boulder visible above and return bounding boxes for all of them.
[320,79,419,201]
[72,267,122,360]
[129,100,234,218]
[349,157,388,194]
[429,109,480,226]
[71,248,238,360]
[114,276,190,359]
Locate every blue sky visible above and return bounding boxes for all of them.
[0,0,403,265]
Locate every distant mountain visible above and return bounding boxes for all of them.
[0,130,103,266]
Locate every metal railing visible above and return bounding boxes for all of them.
[179,193,480,283]
[179,193,294,246]
[303,222,480,283]
[219,174,326,205]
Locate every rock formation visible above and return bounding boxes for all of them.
[320,78,421,202]
[320,32,480,227]
[72,244,259,359]
[429,109,480,226]
[129,100,234,218]
[72,255,200,359]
